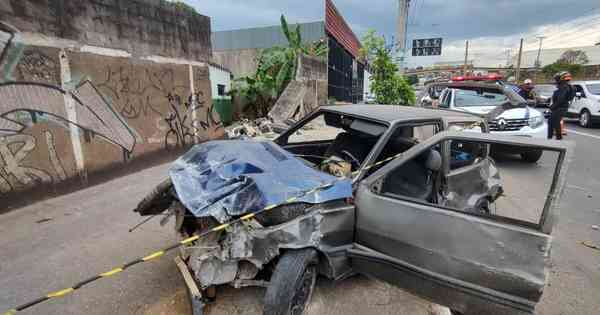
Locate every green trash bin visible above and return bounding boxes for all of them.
[212,98,233,125]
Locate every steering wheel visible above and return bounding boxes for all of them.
[340,150,361,169]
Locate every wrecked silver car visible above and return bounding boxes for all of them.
[135,105,570,315]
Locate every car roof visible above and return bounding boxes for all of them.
[572,80,600,84]
[320,104,482,124]
[426,81,504,90]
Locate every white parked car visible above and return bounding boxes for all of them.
[420,80,547,162]
[567,80,600,128]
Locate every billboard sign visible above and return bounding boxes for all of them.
[412,38,443,56]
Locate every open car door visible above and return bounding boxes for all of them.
[349,131,571,315]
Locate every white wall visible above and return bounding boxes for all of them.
[209,65,232,100]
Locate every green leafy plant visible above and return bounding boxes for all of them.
[360,29,415,105]
[232,15,328,118]
[542,62,583,78]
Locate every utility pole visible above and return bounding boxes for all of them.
[535,35,545,68]
[463,40,469,76]
[515,38,523,82]
[534,36,545,82]
[397,0,410,73]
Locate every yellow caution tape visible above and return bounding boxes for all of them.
[264,204,277,210]
[211,224,229,232]
[180,235,200,245]
[286,196,298,203]
[142,251,164,261]
[99,268,123,277]
[46,288,74,298]
[240,213,255,220]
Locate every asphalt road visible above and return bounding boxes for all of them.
[1,121,599,315]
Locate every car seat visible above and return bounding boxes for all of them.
[383,149,442,202]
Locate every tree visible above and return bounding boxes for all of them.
[542,62,583,78]
[541,49,588,80]
[360,29,415,105]
[557,50,589,65]
[232,15,327,117]
[406,74,419,85]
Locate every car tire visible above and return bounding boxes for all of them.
[474,198,491,215]
[521,150,543,163]
[580,109,592,128]
[264,249,318,315]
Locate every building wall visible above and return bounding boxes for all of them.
[513,45,600,68]
[0,0,222,204]
[209,65,233,124]
[325,0,364,103]
[212,21,325,51]
[212,48,262,78]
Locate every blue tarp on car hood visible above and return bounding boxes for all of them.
[169,140,352,221]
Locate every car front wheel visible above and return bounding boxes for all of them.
[580,109,592,128]
[521,150,543,163]
[264,249,318,315]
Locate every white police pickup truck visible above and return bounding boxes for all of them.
[419,77,547,162]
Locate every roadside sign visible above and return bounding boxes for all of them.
[412,38,443,56]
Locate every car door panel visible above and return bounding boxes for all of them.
[349,245,536,315]
[351,131,571,315]
[444,159,501,211]
[570,84,584,114]
[353,189,549,309]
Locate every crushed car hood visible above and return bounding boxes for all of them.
[169,140,352,222]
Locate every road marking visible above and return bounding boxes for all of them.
[565,129,600,140]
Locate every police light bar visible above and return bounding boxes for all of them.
[451,74,503,82]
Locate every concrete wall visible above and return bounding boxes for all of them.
[0,0,222,206]
[269,55,328,123]
[212,48,262,78]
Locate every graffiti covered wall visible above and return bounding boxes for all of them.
[0,0,222,203]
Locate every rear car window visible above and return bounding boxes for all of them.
[587,83,600,95]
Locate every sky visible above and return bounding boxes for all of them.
[185,0,600,67]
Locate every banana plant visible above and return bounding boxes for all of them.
[232,15,329,118]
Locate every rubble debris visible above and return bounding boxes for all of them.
[224,117,298,140]
[225,118,282,139]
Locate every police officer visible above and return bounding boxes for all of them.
[519,79,536,101]
[548,71,575,140]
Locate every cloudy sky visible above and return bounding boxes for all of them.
[185,0,600,67]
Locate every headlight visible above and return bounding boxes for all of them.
[529,116,544,129]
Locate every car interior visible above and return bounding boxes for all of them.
[280,112,386,174]
[280,112,442,186]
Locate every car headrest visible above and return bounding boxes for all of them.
[426,150,442,172]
